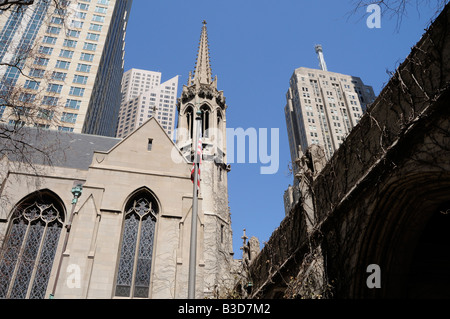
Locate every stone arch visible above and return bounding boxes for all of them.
[114,186,160,298]
[405,202,450,298]
[183,105,194,140]
[215,109,224,148]
[121,186,160,217]
[216,108,223,129]
[0,189,66,299]
[200,104,211,138]
[351,172,450,298]
[8,189,66,221]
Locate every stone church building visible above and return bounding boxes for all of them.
[0,22,236,299]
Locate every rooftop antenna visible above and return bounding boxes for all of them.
[315,44,328,71]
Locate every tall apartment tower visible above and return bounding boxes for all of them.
[0,0,132,137]
[283,45,376,216]
[285,45,376,164]
[116,68,179,139]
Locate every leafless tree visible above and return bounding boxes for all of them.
[0,0,73,222]
[348,0,449,30]
[0,0,33,11]
[0,0,70,170]
[0,0,62,11]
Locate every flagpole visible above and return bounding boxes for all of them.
[188,110,202,299]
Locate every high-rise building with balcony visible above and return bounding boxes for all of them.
[0,0,132,137]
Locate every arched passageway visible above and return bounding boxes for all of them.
[352,173,450,298]
[406,203,450,298]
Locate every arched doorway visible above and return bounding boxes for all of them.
[352,173,450,298]
[406,202,450,298]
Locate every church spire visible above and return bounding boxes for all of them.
[193,20,213,85]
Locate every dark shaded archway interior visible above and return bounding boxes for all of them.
[350,173,450,298]
[406,202,450,298]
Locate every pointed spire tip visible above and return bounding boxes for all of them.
[192,20,213,85]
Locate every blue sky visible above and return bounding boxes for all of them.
[123,0,443,258]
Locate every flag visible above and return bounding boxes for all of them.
[191,137,202,187]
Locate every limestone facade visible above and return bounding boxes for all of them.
[0,21,235,299]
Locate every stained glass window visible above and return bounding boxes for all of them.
[115,194,157,298]
[0,196,64,299]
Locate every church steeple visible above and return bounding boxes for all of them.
[177,21,227,162]
[175,23,233,297]
[193,20,213,85]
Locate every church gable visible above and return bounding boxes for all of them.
[91,117,189,176]
[0,20,234,301]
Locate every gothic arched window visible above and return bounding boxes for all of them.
[217,111,222,128]
[0,192,65,299]
[114,190,158,298]
[217,110,223,146]
[185,106,194,139]
[200,105,210,138]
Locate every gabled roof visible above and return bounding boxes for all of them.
[1,117,189,174]
[0,124,120,170]
[92,117,189,175]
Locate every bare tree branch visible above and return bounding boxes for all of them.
[0,0,67,175]
[0,0,62,11]
[348,0,449,31]
[0,0,34,11]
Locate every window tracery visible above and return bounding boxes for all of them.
[0,196,64,299]
[115,194,157,298]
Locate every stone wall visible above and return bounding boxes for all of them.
[248,4,450,299]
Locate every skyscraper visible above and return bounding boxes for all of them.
[284,45,376,164]
[283,45,376,216]
[116,68,179,139]
[0,0,132,137]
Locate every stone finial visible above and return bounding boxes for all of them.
[241,228,248,246]
[248,236,260,261]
